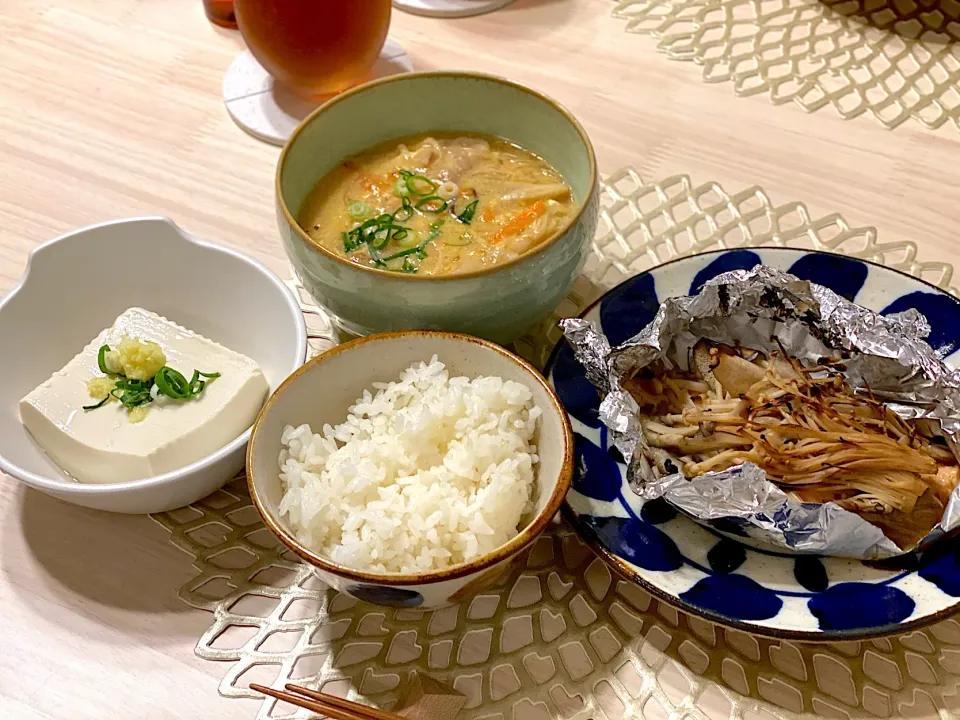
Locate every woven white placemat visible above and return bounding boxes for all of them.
[152,167,959,720]
[612,0,960,130]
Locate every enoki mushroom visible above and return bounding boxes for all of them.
[625,341,959,545]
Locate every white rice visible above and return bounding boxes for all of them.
[277,356,542,574]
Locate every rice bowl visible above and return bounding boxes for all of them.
[277,356,542,574]
[246,331,573,608]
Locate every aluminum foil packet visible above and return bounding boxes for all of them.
[561,265,960,559]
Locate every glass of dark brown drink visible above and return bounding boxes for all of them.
[234,0,392,100]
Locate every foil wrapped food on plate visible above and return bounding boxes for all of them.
[561,265,960,560]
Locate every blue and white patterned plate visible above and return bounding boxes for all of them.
[545,248,960,640]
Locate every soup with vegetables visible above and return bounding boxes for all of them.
[299,133,578,276]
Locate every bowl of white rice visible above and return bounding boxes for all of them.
[246,331,573,608]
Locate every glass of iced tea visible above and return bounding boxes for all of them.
[234,0,392,99]
[203,0,237,29]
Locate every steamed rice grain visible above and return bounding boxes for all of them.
[277,356,541,574]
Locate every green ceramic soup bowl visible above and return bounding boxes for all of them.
[276,71,599,344]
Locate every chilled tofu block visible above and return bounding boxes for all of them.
[19,307,269,484]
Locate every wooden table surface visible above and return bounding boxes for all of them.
[3,0,960,717]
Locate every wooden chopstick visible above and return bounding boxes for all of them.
[285,684,403,720]
[250,684,373,720]
[250,683,403,720]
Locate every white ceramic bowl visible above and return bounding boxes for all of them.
[247,331,573,608]
[0,217,307,514]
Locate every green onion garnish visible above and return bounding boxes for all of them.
[455,200,479,224]
[381,245,423,262]
[341,184,458,271]
[382,222,444,267]
[189,371,219,397]
[155,367,191,399]
[82,396,110,411]
[110,377,153,408]
[342,231,362,253]
[97,344,112,374]
[120,392,151,408]
[400,170,437,196]
[416,196,447,213]
[84,351,219,415]
[393,196,413,222]
[394,177,410,197]
[347,201,369,220]
[371,228,391,250]
[188,371,208,396]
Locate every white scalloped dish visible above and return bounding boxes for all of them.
[0,217,307,514]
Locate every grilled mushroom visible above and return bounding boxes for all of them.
[624,340,959,543]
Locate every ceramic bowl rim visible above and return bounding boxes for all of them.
[275,70,598,283]
[247,329,575,586]
[546,246,960,642]
[0,216,309,497]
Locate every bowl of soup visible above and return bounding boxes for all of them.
[277,71,599,344]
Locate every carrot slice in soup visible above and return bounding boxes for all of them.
[491,201,547,244]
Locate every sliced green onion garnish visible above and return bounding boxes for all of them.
[97,344,112,374]
[384,223,445,263]
[188,370,219,396]
[347,201,369,220]
[416,196,447,213]
[394,177,410,197]
[381,245,423,262]
[84,350,219,415]
[120,391,151,408]
[343,186,456,268]
[344,228,368,252]
[394,229,418,248]
[393,197,413,222]
[455,200,479,224]
[371,228,391,250]
[386,222,445,272]
[155,367,191,399]
[400,170,437,196]
[107,376,154,408]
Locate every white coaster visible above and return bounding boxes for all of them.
[392,0,514,17]
[223,39,414,146]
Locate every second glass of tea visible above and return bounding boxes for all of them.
[234,0,392,100]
